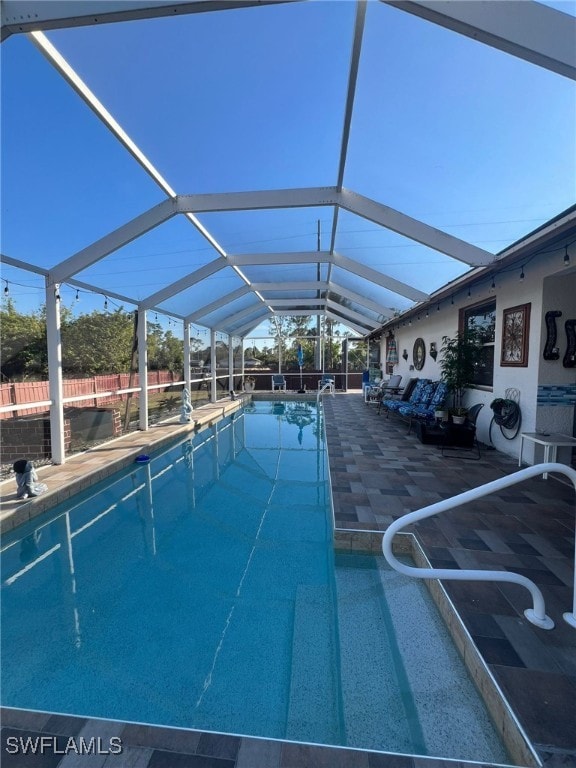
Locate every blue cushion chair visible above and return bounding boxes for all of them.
[381,378,429,416]
[399,381,449,432]
[272,374,287,391]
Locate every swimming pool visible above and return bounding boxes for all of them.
[0,400,509,762]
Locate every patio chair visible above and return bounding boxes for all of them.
[398,381,449,433]
[271,374,287,392]
[380,378,428,417]
[318,375,335,393]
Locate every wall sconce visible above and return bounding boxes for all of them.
[402,349,408,361]
[429,342,438,361]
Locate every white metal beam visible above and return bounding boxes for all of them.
[176,188,339,213]
[50,198,177,284]
[230,311,272,337]
[339,188,495,267]
[326,310,369,336]
[384,0,576,81]
[1,254,49,276]
[1,0,296,40]
[140,258,228,309]
[336,1,367,190]
[326,298,379,329]
[185,286,252,324]
[228,251,332,267]
[251,281,329,293]
[268,298,326,308]
[221,302,272,329]
[328,281,395,319]
[332,251,428,302]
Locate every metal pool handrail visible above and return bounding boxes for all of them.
[317,381,335,403]
[382,463,576,630]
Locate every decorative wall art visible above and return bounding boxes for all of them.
[413,338,426,370]
[563,319,576,368]
[543,310,562,360]
[501,303,530,367]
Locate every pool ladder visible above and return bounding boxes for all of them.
[383,463,576,630]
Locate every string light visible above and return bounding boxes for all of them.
[467,286,471,298]
[437,302,440,311]
[451,294,454,305]
[564,246,570,266]
[75,289,80,301]
[520,266,525,281]
[104,296,108,310]
[3,280,8,295]
[490,276,496,291]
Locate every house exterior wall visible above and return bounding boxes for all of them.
[380,241,575,465]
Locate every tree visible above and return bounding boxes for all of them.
[61,309,134,374]
[439,330,480,413]
[0,299,47,379]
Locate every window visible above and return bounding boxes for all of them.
[461,299,496,387]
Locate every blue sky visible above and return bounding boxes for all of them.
[1,0,575,340]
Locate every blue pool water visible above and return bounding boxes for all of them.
[0,401,509,762]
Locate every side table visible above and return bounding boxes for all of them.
[519,432,576,479]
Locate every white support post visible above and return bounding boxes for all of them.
[138,308,148,430]
[210,329,217,403]
[46,280,65,464]
[228,334,234,393]
[184,322,191,391]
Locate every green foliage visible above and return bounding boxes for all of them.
[439,330,480,410]
[1,301,185,379]
[0,299,48,379]
[61,309,134,374]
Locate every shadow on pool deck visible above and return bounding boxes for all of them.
[1,392,574,768]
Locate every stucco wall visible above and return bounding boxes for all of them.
[380,242,575,464]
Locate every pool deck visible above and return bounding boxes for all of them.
[1,391,575,768]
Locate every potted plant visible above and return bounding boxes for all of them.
[243,376,256,392]
[439,330,479,423]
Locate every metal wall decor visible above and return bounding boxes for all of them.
[563,319,576,368]
[413,337,426,370]
[543,310,562,360]
[501,303,530,367]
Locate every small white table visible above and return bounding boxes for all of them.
[519,432,576,479]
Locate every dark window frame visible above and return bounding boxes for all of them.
[459,298,496,388]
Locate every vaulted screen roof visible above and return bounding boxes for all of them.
[1,1,575,337]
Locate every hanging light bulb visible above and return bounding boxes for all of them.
[520,266,525,281]
[437,302,440,312]
[75,289,80,301]
[451,295,454,305]
[104,296,108,310]
[564,246,570,266]
[467,286,471,298]
[3,281,8,295]
[490,276,496,291]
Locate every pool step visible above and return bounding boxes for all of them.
[286,583,343,744]
[333,555,421,753]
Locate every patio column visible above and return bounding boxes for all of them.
[183,322,191,391]
[210,329,217,403]
[138,307,148,430]
[228,334,234,392]
[46,279,65,464]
